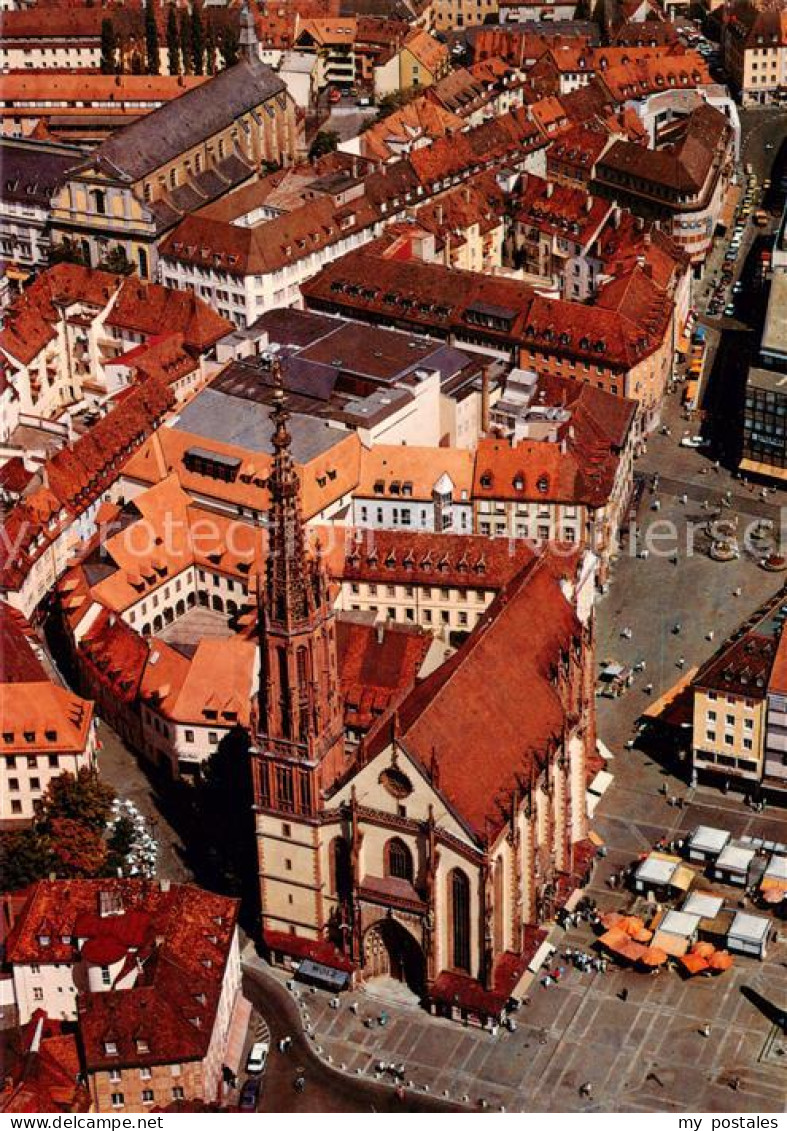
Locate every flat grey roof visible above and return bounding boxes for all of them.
[688,825,731,853]
[171,388,349,462]
[729,911,770,942]
[747,366,787,394]
[715,844,755,872]
[761,274,787,362]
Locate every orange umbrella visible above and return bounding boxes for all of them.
[691,941,716,958]
[639,947,668,967]
[633,928,654,944]
[600,911,624,930]
[708,950,733,973]
[679,952,709,976]
[761,888,785,905]
[620,916,646,937]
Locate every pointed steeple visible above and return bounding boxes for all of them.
[264,359,313,630]
[238,0,260,63]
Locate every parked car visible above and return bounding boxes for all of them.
[724,303,736,317]
[329,87,342,104]
[247,1041,269,1075]
[357,94,372,106]
[680,435,707,448]
[239,1078,261,1112]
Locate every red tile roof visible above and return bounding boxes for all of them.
[338,616,431,733]
[325,527,537,591]
[0,1012,89,1114]
[0,603,47,683]
[6,880,239,1072]
[367,550,583,840]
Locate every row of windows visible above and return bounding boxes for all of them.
[348,582,487,601]
[348,603,477,628]
[3,754,60,768]
[705,730,754,751]
[706,712,754,729]
[112,1089,183,1107]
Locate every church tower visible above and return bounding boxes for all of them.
[251,364,345,941]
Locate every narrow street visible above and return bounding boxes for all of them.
[96,720,192,883]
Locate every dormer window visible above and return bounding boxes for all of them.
[480,472,492,489]
[537,476,549,494]
[136,1039,150,1054]
[105,1041,118,1056]
[38,934,50,947]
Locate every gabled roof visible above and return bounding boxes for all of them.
[366,552,582,840]
[91,59,286,183]
[356,444,475,501]
[5,880,239,1072]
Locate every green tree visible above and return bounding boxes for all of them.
[50,238,88,267]
[191,4,205,75]
[205,19,217,75]
[98,245,134,275]
[308,129,340,161]
[50,818,108,879]
[179,7,193,73]
[0,828,55,890]
[100,18,117,75]
[219,24,239,69]
[145,0,160,74]
[166,4,180,74]
[373,86,419,122]
[106,814,136,874]
[34,768,115,834]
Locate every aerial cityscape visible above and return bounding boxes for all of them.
[0,0,785,1116]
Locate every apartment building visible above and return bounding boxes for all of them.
[0,602,96,823]
[4,880,244,1112]
[689,589,787,793]
[593,102,734,266]
[351,445,475,533]
[723,3,787,106]
[0,264,231,436]
[0,139,81,278]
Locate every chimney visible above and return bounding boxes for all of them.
[481,364,491,433]
[545,180,554,198]
[613,206,621,229]
[376,622,385,645]
[585,196,593,213]
[464,185,471,204]
[435,202,443,226]
[635,215,645,231]
[160,878,171,893]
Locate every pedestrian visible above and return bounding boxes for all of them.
[734,587,742,597]
[579,1082,593,1098]
[350,1002,359,1014]
[677,656,685,669]
[619,988,629,1002]
[701,1024,711,1038]
[730,1077,740,1092]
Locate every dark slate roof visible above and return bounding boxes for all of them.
[0,139,82,208]
[93,59,286,182]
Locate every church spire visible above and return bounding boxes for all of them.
[265,359,314,631]
[238,0,260,63]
